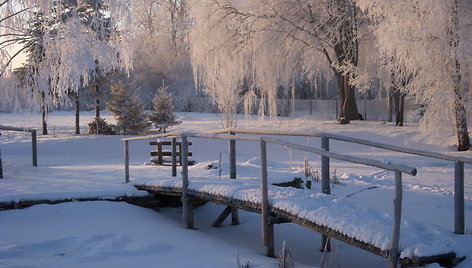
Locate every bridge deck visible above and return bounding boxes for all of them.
[135,176,462,267]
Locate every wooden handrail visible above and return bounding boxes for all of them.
[209,128,472,164]
[0,125,37,166]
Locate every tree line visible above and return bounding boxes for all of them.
[0,0,470,151]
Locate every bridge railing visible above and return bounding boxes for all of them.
[0,125,38,179]
[209,128,472,235]
[123,130,420,267]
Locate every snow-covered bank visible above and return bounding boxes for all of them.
[0,111,471,267]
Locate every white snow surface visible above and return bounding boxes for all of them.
[0,111,471,267]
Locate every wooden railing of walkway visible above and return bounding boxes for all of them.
[0,125,38,178]
[122,128,470,267]
[209,128,472,236]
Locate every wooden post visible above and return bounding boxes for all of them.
[229,131,236,179]
[454,161,465,234]
[181,136,193,229]
[178,142,183,165]
[124,140,129,183]
[267,220,275,257]
[389,171,403,268]
[75,92,80,135]
[260,139,274,257]
[321,136,331,252]
[157,141,163,165]
[321,137,330,194]
[0,133,3,179]
[229,131,239,225]
[212,206,232,227]
[31,130,37,167]
[171,138,177,177]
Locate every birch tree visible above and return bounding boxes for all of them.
[359,0,471,151]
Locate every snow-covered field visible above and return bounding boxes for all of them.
[0,111,471,267]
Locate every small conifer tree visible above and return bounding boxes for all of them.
[149,88,180,133]
[107,82,148,135]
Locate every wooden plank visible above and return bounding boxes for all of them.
[150,159,195,165]
[212,206,232,227]
[150,151,193,157]
[150,141,193,146]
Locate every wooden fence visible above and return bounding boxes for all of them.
[0,125,37,179]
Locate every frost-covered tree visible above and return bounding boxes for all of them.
[130,0,197,110]
[359,0,471,151]
[149,87,180,133]
[0,0,29,78]
[0,0,133,113]
[107,81,148,135]
[190,0,363,124]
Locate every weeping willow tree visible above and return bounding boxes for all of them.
[190,0,363,126]
[0,0,133,123]
[359,0,471,151]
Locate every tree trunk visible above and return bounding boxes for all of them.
[331,1,360,123]
[95,85,100,118]
[41,92,48,135]
[395,93,404,126]
[75,92,80,134]
[451,0,470,151]
[337,72,360,122]
[388,93,393,122]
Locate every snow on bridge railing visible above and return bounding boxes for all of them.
[209,128,471,235]
[122,130,418,267]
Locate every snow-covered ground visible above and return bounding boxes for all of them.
[0,111,471,267]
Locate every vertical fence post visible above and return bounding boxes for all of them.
[124,140,129,183]
[260,139,274,257]
[171,138,177,177]
[0,133,3,178]
[321,136,331,252]
[31,130,37,167]
[454,161,465,234]
[229,131,236,179]
[178,142,183,165]
[181,136,193,229]
[229,131,239,225]
[157,141,163,165]
[389,171,403,268]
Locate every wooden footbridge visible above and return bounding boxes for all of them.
[123,129,471,268]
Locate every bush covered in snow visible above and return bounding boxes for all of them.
[87,117,115,135]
